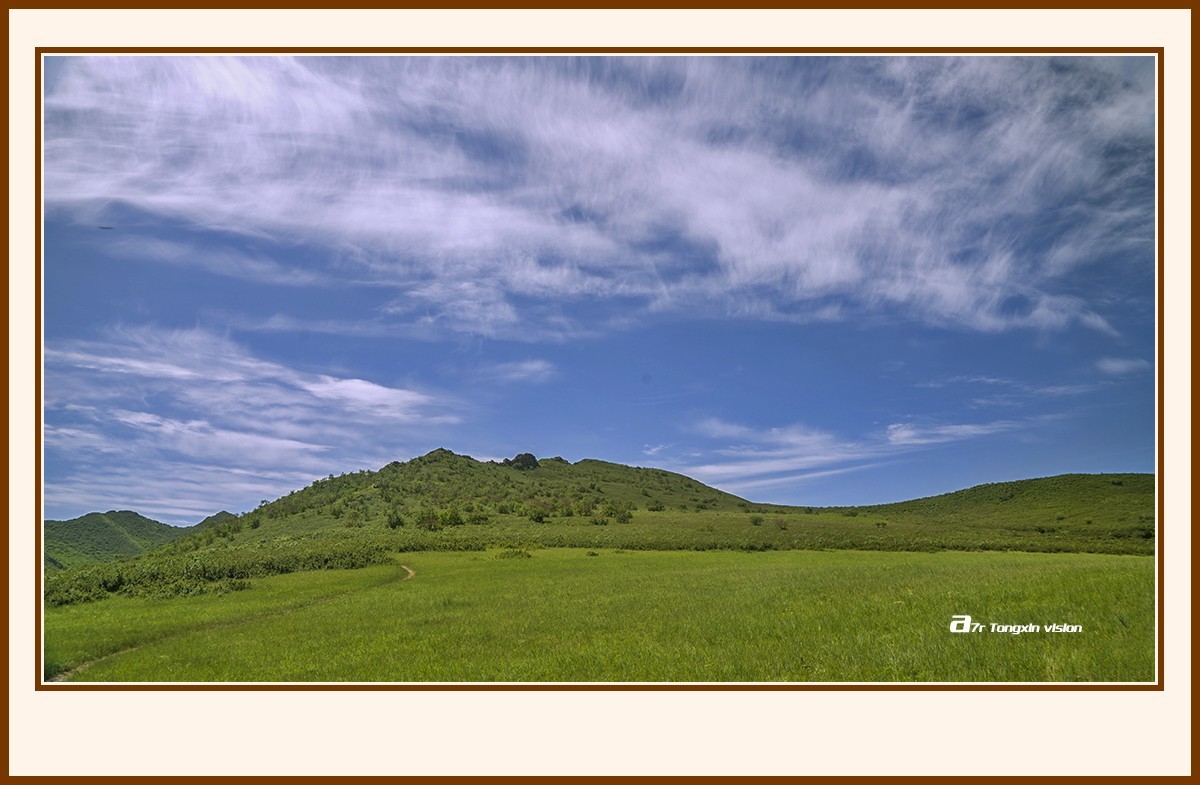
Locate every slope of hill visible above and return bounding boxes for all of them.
[192,511,238,532]
[741,472,1157,544]
[232,450,1153,546]
[43,510,188,572]
[864,473,1155,537]
[238,447,749,536]
[43,450,1155,607]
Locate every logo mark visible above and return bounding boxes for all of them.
[949,614,983,633]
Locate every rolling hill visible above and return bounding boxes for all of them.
[44,509,235,572]
[44,510,187,572]
[43,449,1155,607]
[239,447,751,535]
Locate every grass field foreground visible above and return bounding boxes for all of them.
[45,548,1154,683]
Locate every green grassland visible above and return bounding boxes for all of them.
[42,452,1156,682]
[45,549,1154,683]
[44,455,1154,607]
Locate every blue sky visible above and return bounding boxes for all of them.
[41,55,1157,525]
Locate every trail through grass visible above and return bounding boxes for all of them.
[45,549,1153,683]
[45,562,414,681]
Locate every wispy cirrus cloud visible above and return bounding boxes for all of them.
[719,463,891,494]
[100,237,331,287]
[46,325,459,428]
[43,461,322,525]
[682,418,880,486]
[43,325,462,523]
[679,412,1049,491]
[884,419,1020,446]
[44,56,1154,341]
[1097,356,1152,375]
[474,359,559,385]
[920,374,1106,408]
[220,313,403,338]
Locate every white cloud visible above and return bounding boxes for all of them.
[885,420,1019,446]
[299,376,451,421]
[721,463,888,494]
[684,417,882,485]
[109,409,333,466]
[681,412,1042,490]
[44,56,1154,340]
[42,325,462,521]
[221,313,401,338]
[44,425,126,455]
[1097,356,1152,375]
[475,359,558,385]
[930,375,1105,408]
[43,460,323,526]
[1036,384,1103,396]
[101,237,330,287]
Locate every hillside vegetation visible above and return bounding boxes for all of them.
[43,449,1155,607]
[44,510,192,572]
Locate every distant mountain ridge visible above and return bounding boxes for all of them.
[43,509,234,572]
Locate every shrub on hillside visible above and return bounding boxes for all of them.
[44,539,391,607]
[506,453,540,470]
[415,512,443,531]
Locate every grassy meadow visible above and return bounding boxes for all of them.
[45,548,1154,683]
[42,455,1156,683]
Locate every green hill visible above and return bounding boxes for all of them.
[231,450,1152,547]
[192,510,238,531]
[43,450,1155,607]
[44,508,238,572]
[236,447,749,537]
[748,472,1156,545]
[864,473,1155,537]
[43,510,187,572]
